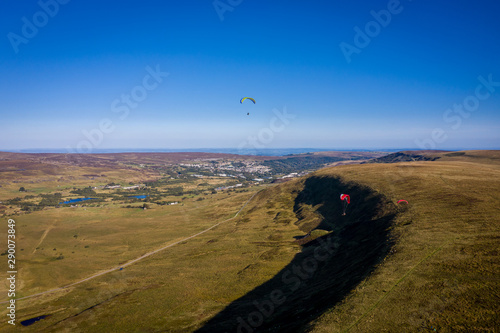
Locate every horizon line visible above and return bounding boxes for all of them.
[1,147,496,155]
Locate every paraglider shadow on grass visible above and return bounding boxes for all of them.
[196,176,396,333]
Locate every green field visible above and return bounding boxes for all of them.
[0,150,498,332]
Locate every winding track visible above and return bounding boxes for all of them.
[31,225,54,254]
[1,189,263,304]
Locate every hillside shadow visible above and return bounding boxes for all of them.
[195,176,395,333]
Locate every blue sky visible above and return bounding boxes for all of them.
[1,0,499,151]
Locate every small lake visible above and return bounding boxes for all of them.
[21,315,49,326]
[59,198,96,204]
[128,195,148,199]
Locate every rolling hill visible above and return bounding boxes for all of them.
[1,150,498,332]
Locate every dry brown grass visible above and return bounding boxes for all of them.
[0,151,498,332]
[308,154,500,332]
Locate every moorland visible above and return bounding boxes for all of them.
[0,150,498,332]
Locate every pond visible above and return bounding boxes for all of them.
[59,198,96,204]
[128,195,149,199]
[21,315,49,326]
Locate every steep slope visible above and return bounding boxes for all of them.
[196,175,397,332]
[198,150,500,332]
[309,153,500,332]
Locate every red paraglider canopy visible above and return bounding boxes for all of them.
[340,194,350,204]
[397,199,408,204]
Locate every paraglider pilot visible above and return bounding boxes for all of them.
[340,194,350,216]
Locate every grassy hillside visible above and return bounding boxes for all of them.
[197,150,500,332]
[307,151,500,332]
[197,175,396,332]
[0,151,498,332]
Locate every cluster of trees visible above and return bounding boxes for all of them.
[5,197,23,205]
[6,181,200,214]
[263,156,346,174]
[155,200,180,206]
[71,186,116,199]
[10,193,64,212]
[39,193,63,206]
[113,185,184,200]
[166,186,184,196]
[70,186,96,196]
[123,203,151,209]
[8,191,114,212]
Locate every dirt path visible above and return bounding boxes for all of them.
[1,189,262,304]
[31,226,54,254]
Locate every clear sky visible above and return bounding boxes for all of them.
[1,0,499,152]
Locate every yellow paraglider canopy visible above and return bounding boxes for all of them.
[240,97,256,104]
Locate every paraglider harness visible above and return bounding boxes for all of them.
[340,194,350,216]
